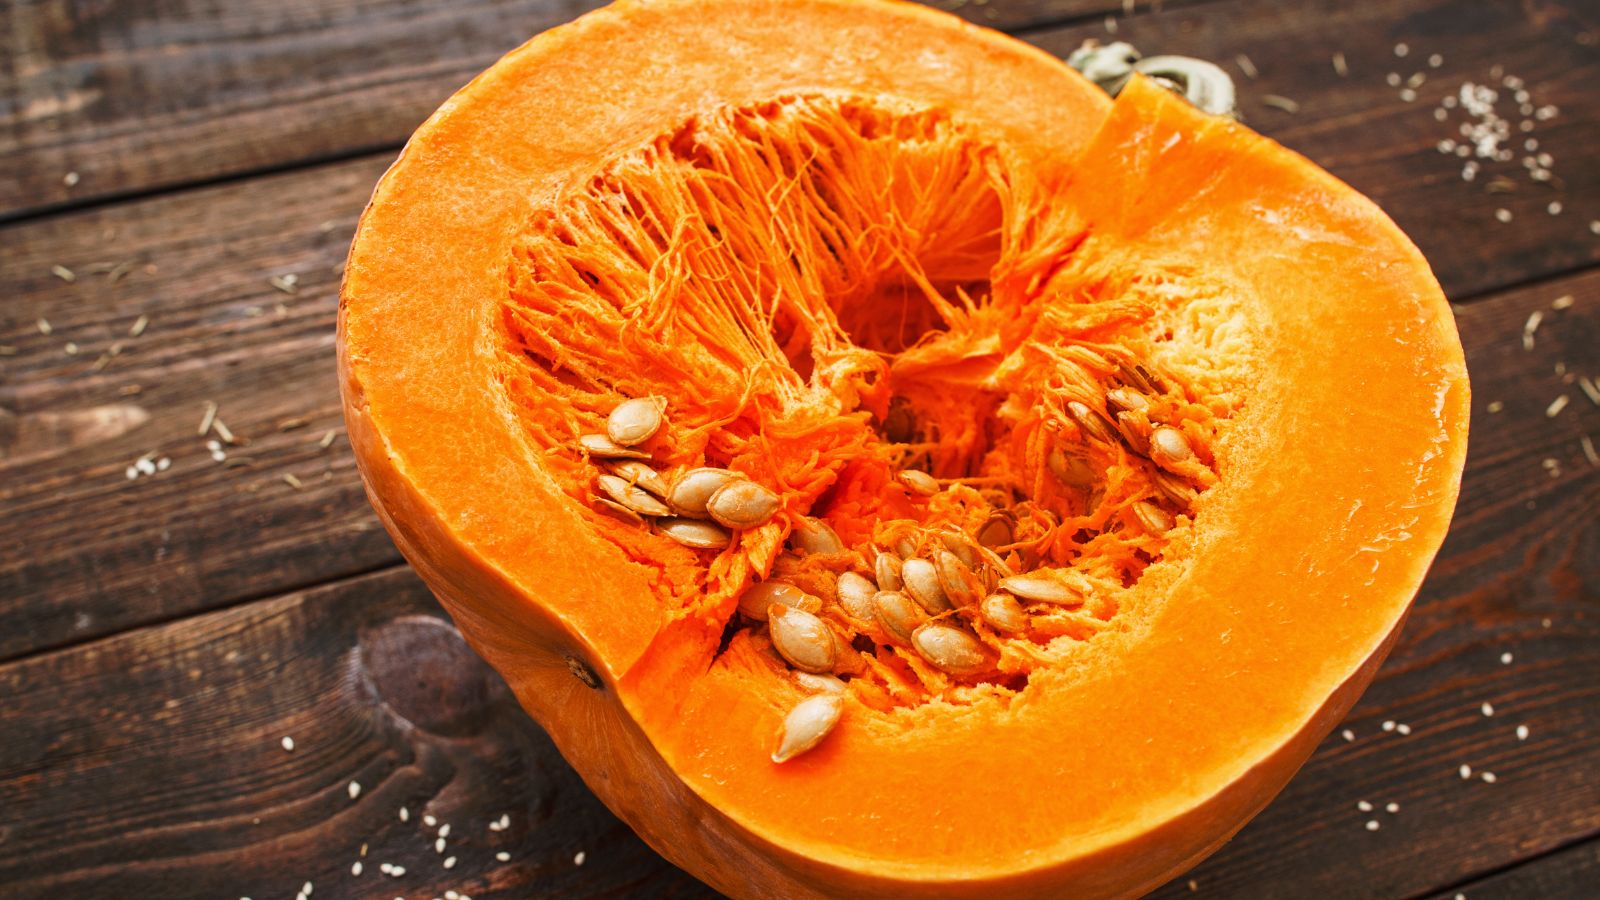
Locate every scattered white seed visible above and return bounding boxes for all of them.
[1434,108,1448,121]
[1481,771,1498,783]
[1366,819,1381,831]
[574,851,587,866]
[443,856,457,870]
[435,837,446,854]
[1583,435,1599,467]
[347,781,361,800]
[1546,395,1569,418]
[424,814,438,827]
[378,863,393,875]
[1481,702,1495,717]
[1382,720,1396,732]
[1429,53,1443,68]
[1495,208,1513,224]
[351,861,363,876]
[1548,201,1563,216]
[1394,42,1409,57]
[64,341,79,355]
[1342,729,1356,742]
[1552,294,1574,310]
[438,823,450,838]
[51,264,77,282]
[1487,400,1505,413]
[64,171,80,186]
[156,457,171,471]
[496,851,511,862]
[301,882,312,896]
[1387,72,1402,87]
[1460,764,1473,779]
[1357,800,1373,812]
[1386,802,1400,813]
[399,806,409,822]
[1499,652,1514,665]
[281,736,295,751]
[1591,220,1600,235]
[387,864,405,877]
[1332,52,1348,77]
[125,466,138,480]
[1397,723,1412,735]
[1400,88,1417,103]
[1516,725,1530,741]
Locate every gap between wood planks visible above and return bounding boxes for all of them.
[1409,830,1600,900]
[0,0,1219,228]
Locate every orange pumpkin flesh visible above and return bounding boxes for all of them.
[338,1,1470,897]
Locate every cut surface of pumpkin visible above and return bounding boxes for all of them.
[338,1,1469,896]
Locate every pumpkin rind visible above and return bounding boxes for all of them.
[338,1,1468,897]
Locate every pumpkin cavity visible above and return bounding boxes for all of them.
[497,93,1249,718]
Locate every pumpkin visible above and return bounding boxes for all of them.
[337,0,1470,896]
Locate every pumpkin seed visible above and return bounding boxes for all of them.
[1130,500,1175,534]
[1119,361,1164,394]
[1066,401,1117,444]
[667,467,740,518]
[1105,386,1150,415]
[937,530,982,569]
[596,474,672,517]
[873,550,904,592]
[768,605,838,674]
[975,544,1017,582]
[911,623,995,677]
[794,671,846,694]
[893,534,918,559]
[1150,426,1195,467]
[593,497,644,526]
[836,571,878,620]
[606,396,665,446]
[706,479,782,529]
[872,591,923,644]
[1152,469,1199,506]
[1116,411,1151,455]
[933,550,980,607]
[656,517,731,549]
[979,592,1027,634]
[738,581,822,622]
[772,693,843,763]
[1047,446,1098,487]
[579,433,651,460]
[898,469,939,496]
[975,513,1015,549]
[789,516,845,555]
[900,558,952,614]
[997,573,1078,604]
[605,460,668,497]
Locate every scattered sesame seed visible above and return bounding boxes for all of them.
[1357,800,1373,812]
[1551,294,1574,310]
[1591,220,1600,235]
[496,851,511,862]
[1407,72,1426,88]
[1516,725,1529,740]
[319,429,338,449]
[1332,52,1348,76]
[1236,54,1257,79]
[443,856,458,869]
[447,892,461,900]
[270,273,300,295]
[51,264,77,282]
[63,341,80,356]
[1460,764,1472,779]
[1382,720,1396,732]
[1481,771,1497,783]
[302,881,313,895]
[1365,819,1380,831]
[400,806,409,822]
[1501,652,1514,664]
[1455,894,1465,900]
[37,317,53,335]
[130,314,149,337]
[281,736,295,751]
[351,861,363,876]
[1495,208,1512,224]
[1581,378,1600,407]
[1342,729,1355,742]
[1543,457,1562,478]
[387,864,405,877]
[1481,702,1495,717]
[1433,108,1448,121]
[435,837,447,854]
[379,863,393,875]
[1546,395,1569,418]
[424,814,438,827]
[1104,14,1116,33]
[212,416,236,444]
[283,472,305,490]
[1581,435,1599,467]
[1428,53,1443,68]
[1261,94,1300,113]
[64,171,80,186]
[125,466,138,481]
[1397,723,1412,735]
[1543,617,1552,628]
[157,457,171,472]
[198,402,219,436]
[1548,201,1563,216]
[1386,72,1402,87]
[1523,310,1543,349]
[574,851,587,866]
[348,780,361,800]
[1399,88,1417,102]
[439,823,451,838]
[1385,802,1400,813]
[1394,42,1409,57]
[1487,400,1504,413]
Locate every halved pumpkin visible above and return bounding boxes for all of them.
[337,0,1469,896]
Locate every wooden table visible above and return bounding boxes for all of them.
[3,1,1597,897]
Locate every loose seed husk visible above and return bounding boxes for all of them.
[656,517,731,549]
[1066,400,1117,444]
[772,693,843,763]
[997,573,1079,604]
[836,571,879,620]
[605,460,669,497]
[706,479,782,529]
[1115,411,1151,455]
[937,529,982,569]
[738,581,822,622]
[593,497,644,525]
[1130,500,1176,534]
[933,550,980,607]
[898,469,939,496]
[793,671,847,694]
[979,592,1028,634]
[893,534,918,559]
[1105,387,1150,414]
[911,623,996,677]
[667,467,740,518]
[789,516,845,555]
[1152,469,1199,506]
[768,605,838,674]
[596,474,672,517]
[1047,446,1098,488]
[1119,361,1165,394]
[872,591,923,644]
[873,550,904,592]
[579,433,651,459]
[901,558,952,614]
[606,396,665,446]
[975,512,1015,549]
[1150,425,1195,467]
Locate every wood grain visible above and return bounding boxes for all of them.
[1420,838,1600,900]
[1,269,1593,898]
[0,0,1152,218]
[0,566,716,899]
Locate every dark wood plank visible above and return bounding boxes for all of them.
[1,268,1594,898]
[0,0,1151,218]
[0,156,401,661]
[0,566,716,900]
[1149,270,1600,898]
[1421,838,1600,900]
[1022,0,1600,299]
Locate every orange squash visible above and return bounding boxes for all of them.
[337,0,1470,896]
